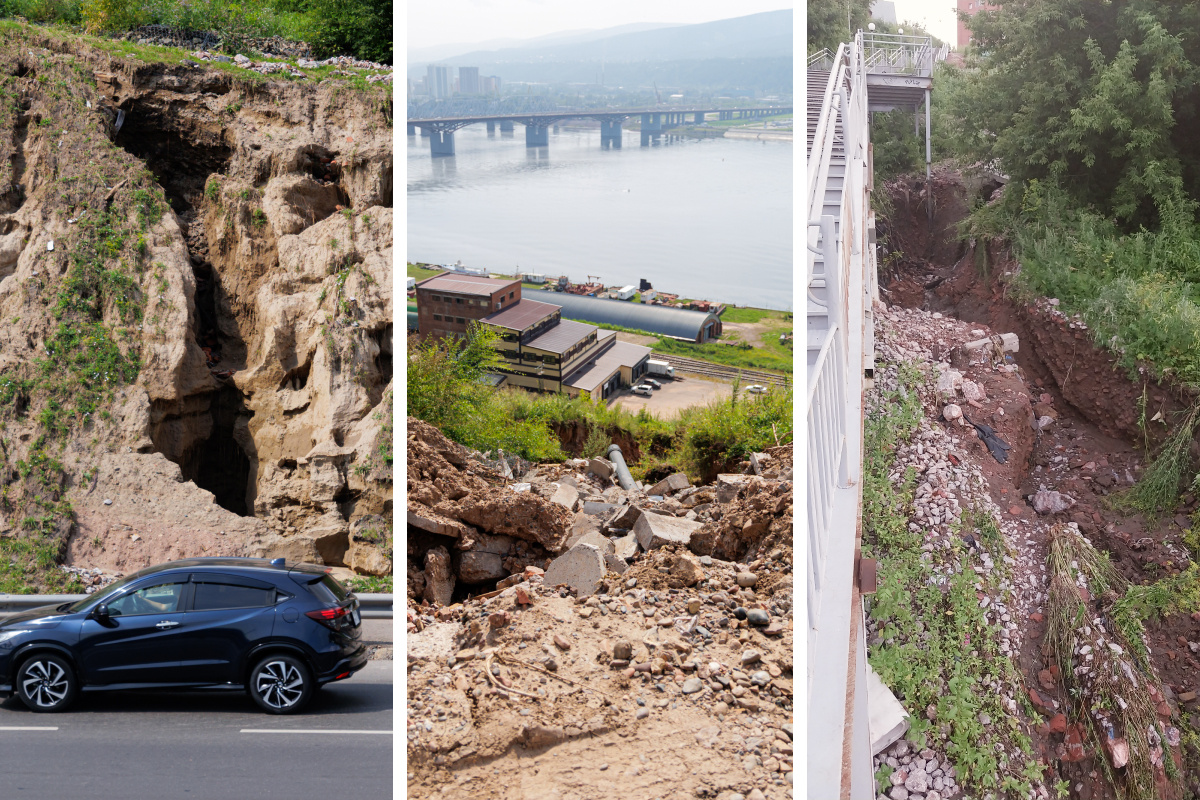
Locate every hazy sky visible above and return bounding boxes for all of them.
[408,0,794,51]
[891,0,959,45]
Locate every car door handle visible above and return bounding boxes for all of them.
[155,621,180,629]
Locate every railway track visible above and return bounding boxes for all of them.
[657,354,792,388]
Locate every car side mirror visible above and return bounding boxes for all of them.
[93,603,109,620]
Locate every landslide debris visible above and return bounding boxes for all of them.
[406,419,794,799]
[0,25,392,587]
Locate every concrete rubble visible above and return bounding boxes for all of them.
[407,417,794,797]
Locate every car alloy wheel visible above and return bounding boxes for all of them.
[250,655,312,714]
[16,655,77,713]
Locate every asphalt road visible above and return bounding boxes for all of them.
[0,660,393,799]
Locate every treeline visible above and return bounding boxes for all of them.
[0,0,391,63]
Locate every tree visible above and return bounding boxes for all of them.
[944,0,1200,228]
[808,0,871,55]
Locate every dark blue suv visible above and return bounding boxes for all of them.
[0,558,367,714]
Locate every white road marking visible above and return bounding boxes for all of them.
[239,728,392,735]
[0,726,58,731]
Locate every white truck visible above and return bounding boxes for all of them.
[646,359,675,378]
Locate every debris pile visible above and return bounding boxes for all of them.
[407,418,794,798]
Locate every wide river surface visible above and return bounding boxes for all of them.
[407,125,793,310]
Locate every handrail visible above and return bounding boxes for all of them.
[807,27,877,799]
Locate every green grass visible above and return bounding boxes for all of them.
[863,362,1044,797]
[407,263,440,282]
[651,336,792,374]
[347,575,392,593]
[408,325,791,480]
[719,306,789,324]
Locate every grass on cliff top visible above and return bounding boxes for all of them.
[863,361,1048,798]
[407,324,792,480]
[0,19,390,96]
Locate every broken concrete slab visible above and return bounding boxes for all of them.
[666,472,690,492]
[634,511,704,551]
[454,550,506,583]
[607,504,642,530]
[715,474,752,502]
[587,458,614,480]
[866,664,910,756]
[613,531,639,561]
[569,530,616,555]
[423,545,455,606]
[647,476,673,496]
[604,552,628,575]
[549,482,580,512]
[543,543,606,597]
[407,507,467,538]
[566,513,602,547]
[582,501,618,517]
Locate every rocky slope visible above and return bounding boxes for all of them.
[406,419,794,799]
[0,25,392,588]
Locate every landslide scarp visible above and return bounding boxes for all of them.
[0,24,392,590]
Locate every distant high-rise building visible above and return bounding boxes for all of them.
[426,64,450,99]
[958,1,1000,49]
[459,66,480,95]
[481,75,501,95]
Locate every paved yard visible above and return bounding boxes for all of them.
[610,375,731,417]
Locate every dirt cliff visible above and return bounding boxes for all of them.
[0,25,392,589]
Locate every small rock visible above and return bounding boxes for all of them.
[488,612,509,629]
[741,650,761,666]
[746,608,770,626]
[103,499,113,505]
[553,634,571,651]
[635,708,649,720]
[682,678,703,694]
[942,404,963,422]
[736,572,759,588]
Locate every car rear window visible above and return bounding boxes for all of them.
[193,582,274,611]
[305,574,350,605]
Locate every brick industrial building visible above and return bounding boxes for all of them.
[957,1,1000,50]
[413,273,653,400]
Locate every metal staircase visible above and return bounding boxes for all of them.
[806,29,943,799]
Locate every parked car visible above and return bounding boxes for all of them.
[643,378,662,389]
[631,384,653,397]
[0,558,366,714]
[746,384,767,394]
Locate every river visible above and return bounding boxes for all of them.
[406,124,793,310]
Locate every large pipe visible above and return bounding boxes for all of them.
[606,444,636,490]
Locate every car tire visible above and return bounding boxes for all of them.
[248,654,313,714]
[15,654,78,713]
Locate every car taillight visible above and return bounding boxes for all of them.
[305,606,348,628]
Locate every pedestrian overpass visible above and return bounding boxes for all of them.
[806,30,946,798]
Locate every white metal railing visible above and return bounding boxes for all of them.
[807,28,878,799]
[860,32,935,76]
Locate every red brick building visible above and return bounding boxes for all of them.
[414,273,521,340]
[957,0,1000,50]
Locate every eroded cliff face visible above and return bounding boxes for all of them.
[0,28,392,587]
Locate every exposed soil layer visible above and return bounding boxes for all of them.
[882,170,1200,800]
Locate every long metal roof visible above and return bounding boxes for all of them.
[533,291,720,341]
[525,319,595,354]
[417,272,518,296]
[480,299,560,331]
[564,339,652,392]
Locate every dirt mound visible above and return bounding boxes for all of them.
[407,559,795,799]
[689,480,793,563]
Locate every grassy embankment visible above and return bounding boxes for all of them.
[407,325,791,482]
[863,362,1055,798]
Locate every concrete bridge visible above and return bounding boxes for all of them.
[406,106,792,157]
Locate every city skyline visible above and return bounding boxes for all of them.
[407,0,792,52]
